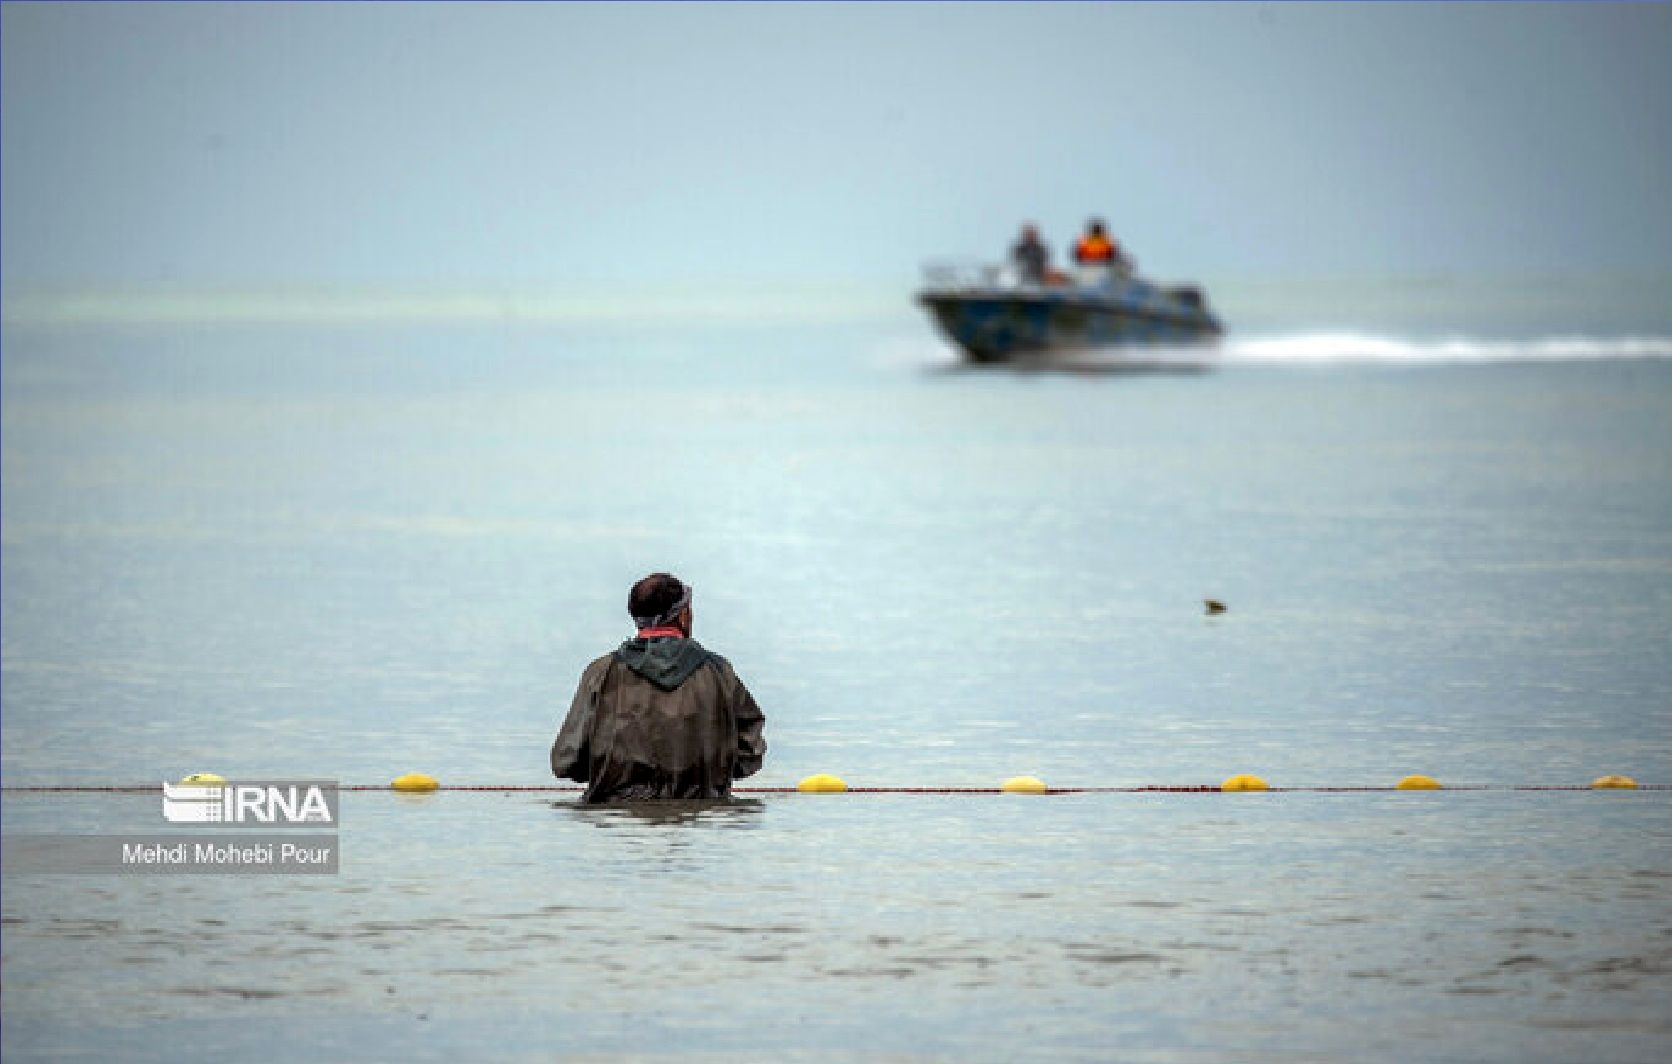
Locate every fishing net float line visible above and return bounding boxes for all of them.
[2,773,1655,795]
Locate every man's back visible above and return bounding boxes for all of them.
[552,633,767,803]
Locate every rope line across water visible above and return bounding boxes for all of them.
[1,784,1665,794]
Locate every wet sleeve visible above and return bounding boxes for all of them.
[551,662,600,782]
[729,668,767,780]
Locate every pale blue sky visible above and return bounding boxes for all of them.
[4,2,1670,289]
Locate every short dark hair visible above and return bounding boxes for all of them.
[628,573,686,621]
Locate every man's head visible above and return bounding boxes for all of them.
[1086,218,1107,237]
[629,572,692,635]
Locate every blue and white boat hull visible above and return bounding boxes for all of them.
[916,270,1223,365]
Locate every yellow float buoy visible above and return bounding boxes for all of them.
[1396,774,1441,790]
[178,773,226,785]
[391,773,439,793]
[1221,773,1269,792]
[796,773,848,793]
[1591,775,1638,790]
[1000,775,1048,794]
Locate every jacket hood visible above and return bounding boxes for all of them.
[613,636,715,691]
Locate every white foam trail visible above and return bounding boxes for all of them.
[881,333,1672,373]
[1226,333,1672,364]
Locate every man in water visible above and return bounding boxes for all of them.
[551,573,767,803]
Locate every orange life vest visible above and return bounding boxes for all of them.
[1075,234,1115,264]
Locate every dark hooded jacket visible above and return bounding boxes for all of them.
[551,635,766,803]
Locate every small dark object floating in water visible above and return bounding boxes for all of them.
[1204,599,1227,615]
[916,259,1223,366]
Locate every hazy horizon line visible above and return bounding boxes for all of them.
[5,272,1668,329]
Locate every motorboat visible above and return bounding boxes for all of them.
[916,260,1223,365]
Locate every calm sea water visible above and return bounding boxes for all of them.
[3,301,1670,1061]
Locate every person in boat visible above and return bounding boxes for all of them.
[1072,218,1128,271]
[552,573,767,803]
[1010,223,1051,285]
